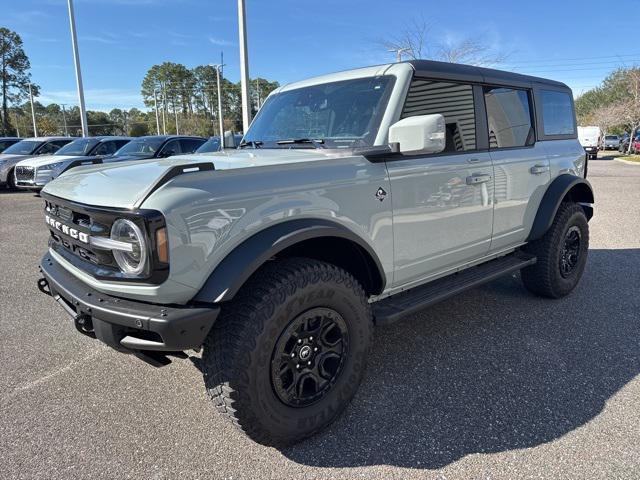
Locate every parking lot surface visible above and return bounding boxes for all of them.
[1,157,639,479]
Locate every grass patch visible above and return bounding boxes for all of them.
[618,155,640,163]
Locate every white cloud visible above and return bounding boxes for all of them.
[208,36,235,47]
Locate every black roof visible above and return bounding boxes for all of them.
[407,60,570,90]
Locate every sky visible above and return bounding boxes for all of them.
[4,0,640,111]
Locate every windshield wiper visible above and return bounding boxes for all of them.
[238,140,263,149]
[276,138,325,149]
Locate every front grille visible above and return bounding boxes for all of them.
[15,166,35,182]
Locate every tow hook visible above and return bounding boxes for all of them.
[74,314,96,338]
[37,277,51,296]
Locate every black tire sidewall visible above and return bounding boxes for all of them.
[245,275,371,443]
[548,208,589,296]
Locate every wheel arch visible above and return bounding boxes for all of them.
[193,219,386,304]
[527,174,594,242]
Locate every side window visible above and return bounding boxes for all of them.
[115,140,130,150]
[484,87,534,149]
[160,139,181,156]
[94,141,118,156]
[540,90,575,136]
[401,79,476,152]
[37,142,59,155]
[180,138,205,153]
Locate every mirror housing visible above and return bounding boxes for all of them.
[388,114,446,154]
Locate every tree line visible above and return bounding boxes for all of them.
[575,67,640,151]
[1,26,280,137]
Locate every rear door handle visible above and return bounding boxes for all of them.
[530,164,550,175]
[467,157,482,163]
[466,173,491,185]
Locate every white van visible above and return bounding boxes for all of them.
[578,126,601,159]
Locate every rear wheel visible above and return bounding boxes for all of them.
[202,257,373,446]
[521,202,589,298]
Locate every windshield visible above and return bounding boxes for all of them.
[115,137,164,155]
[605,135,618,140]
[55,138,99,156]
[196,137,221,153]
[2,140,42,155]
[243,76,395,148]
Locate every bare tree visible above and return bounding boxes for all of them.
[381,18,507,66]
[591,103,621,148]
[612,69,640,153]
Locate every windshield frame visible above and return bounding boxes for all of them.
[2,140,43,155]
[242,75,396,149]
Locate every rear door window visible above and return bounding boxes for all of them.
[180,138,205,153]
[484,87,534,148]
[540,90,576,136]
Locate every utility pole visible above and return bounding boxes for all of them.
[61,104,69,136]
[211,64,225,146]
[28,83,37,137]
[122,110,128,135]
[67,0,89,137]
[255,78,260,110]
[153,89,160,135]
[160,86,167,135]
[173,101,179,135]
[388,47,411,62]
[237,0,251,132]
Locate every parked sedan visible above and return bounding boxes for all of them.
[195,134,244,153]
[0,137,22,153]
[14,136,132,191]
[0,137,74,189]
[108,135,206,162]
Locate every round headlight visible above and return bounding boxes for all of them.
[110,219,148,276]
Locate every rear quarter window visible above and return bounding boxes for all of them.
[540,90,576,136]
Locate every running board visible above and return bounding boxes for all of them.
[372,252,537,325]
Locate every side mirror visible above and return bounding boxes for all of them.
[388,114,446,154]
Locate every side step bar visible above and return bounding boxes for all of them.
[372,252,536,325]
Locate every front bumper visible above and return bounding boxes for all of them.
[38,253,220,353]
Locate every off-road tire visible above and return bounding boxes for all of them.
[202,257,373,447]
[521,202,589,298]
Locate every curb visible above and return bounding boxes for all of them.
[614,158,640,165]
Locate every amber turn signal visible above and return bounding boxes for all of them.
[156,227,169,263]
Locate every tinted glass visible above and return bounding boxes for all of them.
[196,137,221,153]
[484,87,534,148]
[605,135,618,140]
[402,79,476,152]
[2,140,41,155]
[115,137,165,155]
[37,142,61,155]
[541,90,575,136]
[180,138,205,153]
[93,141,119,156]
[55,138,99,156]
[160,140,181,156]
[244,76,394,148]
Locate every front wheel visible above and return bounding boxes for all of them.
[521,202,589,298]
[202,258,373,447]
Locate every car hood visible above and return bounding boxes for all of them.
[17,155,91,168]
[42,148,342,209]
[0,153,35,163]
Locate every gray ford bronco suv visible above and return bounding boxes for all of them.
[37,60,593,447]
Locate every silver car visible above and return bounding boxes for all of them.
[0,137,74,189]
[602,134,620,150]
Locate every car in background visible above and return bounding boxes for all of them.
[14,136,132,191]
[577,126,600,160]
[195,134,244,153]
[0,137,74,189]
[602,134,620,150]
[0,137,22,153]
[108,135,206,162]
[630,136,640,154]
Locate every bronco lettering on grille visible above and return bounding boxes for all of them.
[45,214,89,244]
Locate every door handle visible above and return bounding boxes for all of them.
[466,173,491,185]
[467,157,482,163]
[530,164,550,175]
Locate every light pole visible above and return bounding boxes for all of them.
[61,104,69,136]
[67,0,88,137]
[160,86,167,135]
[237,0,251,132]
[211,64,225,147]
[28,83,37,137]
[153,89,160,135]
[388,47,411,62]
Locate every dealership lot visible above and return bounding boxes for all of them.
[1,157,639,479]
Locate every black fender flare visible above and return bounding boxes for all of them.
[527,174,594,242]
[193,219,386,303]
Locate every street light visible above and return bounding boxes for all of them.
[67,0,88,137]
[28,83,37,137]
[210,63,225,147]
[237,0,251,133]
[388,47,411,62]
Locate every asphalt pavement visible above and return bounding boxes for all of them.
[1,156,639,479]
